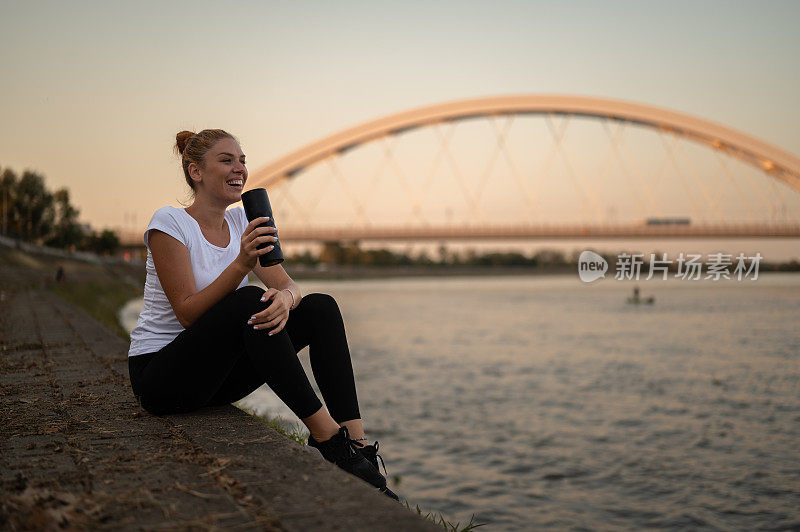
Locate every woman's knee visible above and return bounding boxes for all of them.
[232,285,266,303]
[221,285,267,320]
[299,292,341,317]
[191,285,266,331]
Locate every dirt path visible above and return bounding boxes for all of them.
[0,268,437,530]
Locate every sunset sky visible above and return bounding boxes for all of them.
[1,1,799,259]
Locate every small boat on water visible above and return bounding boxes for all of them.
[627,286,655,305]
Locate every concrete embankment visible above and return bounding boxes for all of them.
[0,263,438,530]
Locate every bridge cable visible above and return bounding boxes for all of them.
[546,113,604,223]
[711,148,758,222]
[671,133,727,221]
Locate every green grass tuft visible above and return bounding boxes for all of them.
[404,501,486,531]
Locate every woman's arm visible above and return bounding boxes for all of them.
[150,216,274,327]
[253,263,302,308]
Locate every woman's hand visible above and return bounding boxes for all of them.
[235,217,278,272]
[248,288,292,335]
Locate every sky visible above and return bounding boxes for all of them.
[1,0,799,259]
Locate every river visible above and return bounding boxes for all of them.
[120,273,800,530]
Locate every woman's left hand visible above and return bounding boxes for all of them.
[248,288,291,335]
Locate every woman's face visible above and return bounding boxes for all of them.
[190,138,248,204]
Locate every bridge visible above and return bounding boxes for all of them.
[121,95,800,248]
[275,222,800,242]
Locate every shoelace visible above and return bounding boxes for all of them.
[359,440,388,477]
[338,427,363,461]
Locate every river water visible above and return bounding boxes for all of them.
[121,273,800,531]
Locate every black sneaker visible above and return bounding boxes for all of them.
[378,485,400,501]
[358,440,400,501]
[307,427,387,491]
[358,440,386,475]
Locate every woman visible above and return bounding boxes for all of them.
[128,129,398,500]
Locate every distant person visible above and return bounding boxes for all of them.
[55,263,65,283]
[627,284,654,305]
[127,129,398,500]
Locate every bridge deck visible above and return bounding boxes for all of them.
[118,222,800,247]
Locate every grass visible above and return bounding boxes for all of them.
[404,502,486,531]
[50,279,140,339]
[234,403,309,446]
[0,246,142,339]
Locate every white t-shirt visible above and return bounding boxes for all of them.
[128,206,249,356]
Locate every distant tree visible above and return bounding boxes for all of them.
[1,166,91,250]
[364,248,398,266]
[320,241,345,264]
[10,170,54,241]
[342,242,361,265]
[45,188,85,249]
[320,240,366,265]
[532,249,567,268]
[84,229,120,256]
[415,250,435,266]
[1,168,18,236]
[475,251,529,267]
[286,249,319,266]
[437,244,448,264]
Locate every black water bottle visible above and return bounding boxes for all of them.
[241,188,284,267]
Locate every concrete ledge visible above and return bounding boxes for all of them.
[0,284,438,530]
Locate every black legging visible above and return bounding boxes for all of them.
[128,286,360,422]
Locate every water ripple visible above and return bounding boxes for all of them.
[176,274,800,530]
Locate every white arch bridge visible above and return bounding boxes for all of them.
[244,95,800,242]
[121,95,800,248]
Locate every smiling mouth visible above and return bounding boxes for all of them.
[226,178,244,189]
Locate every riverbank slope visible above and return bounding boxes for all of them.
[0,256,438,530]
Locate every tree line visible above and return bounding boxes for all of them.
[0,167,119,255]
[287,241,577,269]
[289,241,800,271]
